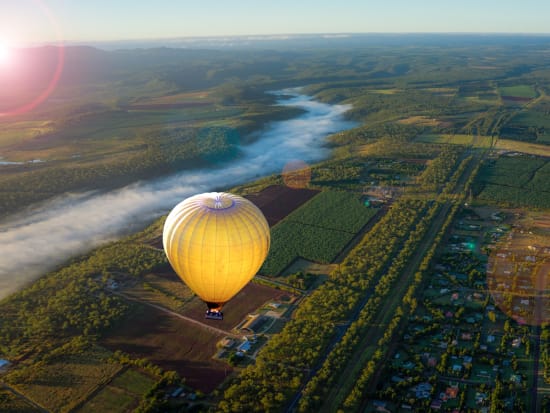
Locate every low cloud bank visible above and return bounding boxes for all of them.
[0,91,355,299]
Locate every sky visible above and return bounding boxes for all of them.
[1,0,550,46]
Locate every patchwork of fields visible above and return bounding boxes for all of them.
[477,154,550,209]
[261,190,379,275]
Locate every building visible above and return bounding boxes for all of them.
[219,338,235,349]
[237,340,252,353]
[445,385,459,399]
[240,314,268,334]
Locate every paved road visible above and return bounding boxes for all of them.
[285,289,375,413]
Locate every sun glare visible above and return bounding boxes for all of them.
[0,41,11,65]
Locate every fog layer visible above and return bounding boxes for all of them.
[0,90,354,299]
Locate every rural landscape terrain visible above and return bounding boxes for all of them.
[0,34,549,412]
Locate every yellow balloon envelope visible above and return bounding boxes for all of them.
[163,192,270,311]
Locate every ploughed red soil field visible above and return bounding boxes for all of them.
[101,282,286,393]
[183,282,291,328]
[501,95,531,102]
[244,184,319,226]
[101,305,229,394]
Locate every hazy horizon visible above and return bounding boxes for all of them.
[2,1,550,47]
[7,32,550,53]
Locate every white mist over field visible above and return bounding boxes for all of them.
[0,91,355,299]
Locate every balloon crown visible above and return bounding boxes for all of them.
[202,192,235,210]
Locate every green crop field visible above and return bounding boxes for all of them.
[77,369,155,413]
[6,345,122,413]
[476,155,550,209]
[499,85,537,98]
[261,190,378,275]
[77,387,135,413]
[500,110,550,144]
[283,190,374,233]
[110,368,156,395]
[417,133,493,147]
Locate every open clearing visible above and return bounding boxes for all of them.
[101,304,229,394]
[281,258,338,277]
[397,115,449,127]
[133,90,215,105]
[495,138,550,157]
[0,387,41,413]
[183,282,289,329]
[416,133,493,147]
[101,282,283,393]
[76,368,155,413]
[8,346,121,413]
[499,85,537,99]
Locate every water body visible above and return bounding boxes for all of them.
[0,90,355,299]
[0,158,45,165]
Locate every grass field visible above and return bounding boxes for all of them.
[132,90,215,105]
[77,387,135,413]
[77,368,155,413]
[500,110,550,144]
[0,120,54,149]
[499,85,537,99]
[121,270,196,313]
[496,138,550,156]
[8,346,122,413]
[368,89,402,95]
[397,116,446,127]
[0,388,41,413]
[2,105,244,162]
[416,133,493,148]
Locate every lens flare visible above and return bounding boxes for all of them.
[487,223,550,326]
[282,159,311,189]
[0,41,11,65]
[0,0,64,117]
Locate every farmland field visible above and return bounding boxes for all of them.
[77,387,135,413]
[476,154,550,208]
[183,282,288,328]
[100,304,228,394]
[77,368,155,413]
[499,85,537,99]
[0,388,40,413]
[416,133,493,147]
[495,138,550,156]
[260,190,379,275]
[101,282,283,393]
[119,270,196,313]
[499,110,550,144]
[6,346,122,413]
[244,185,320,226]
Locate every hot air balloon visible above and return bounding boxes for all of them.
[163,192,270,320]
